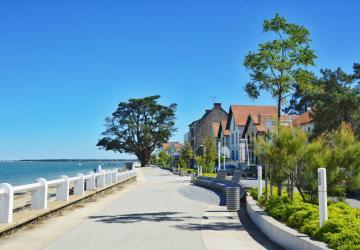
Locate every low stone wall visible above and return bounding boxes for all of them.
[246,195,330,250]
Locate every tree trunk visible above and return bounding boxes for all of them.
[290,173,294,202]
[277,184,282,196]
[287,176,291,199]
[270,165,273,197]
[265,164,268,201]
[295,183,306,202]
[137,152,151,167]
[277,95,281,127]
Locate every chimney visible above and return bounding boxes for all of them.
[258,114,262,124]
[214,103,222,109]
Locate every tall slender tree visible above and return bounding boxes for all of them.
[243,14,316,123]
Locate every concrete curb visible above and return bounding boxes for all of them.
[246,195,331,250]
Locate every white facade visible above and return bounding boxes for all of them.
[229,116,244,161]
[298,122,315,134]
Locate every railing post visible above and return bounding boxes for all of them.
[74,174,84,195]
[257,165,262,199]
[112,169,117,183]
[97,171,105,188]
[0,183,14,223]
[56,175,70,201]
[105,171,111,185]
[318,168,328,227]
[31,178,48,210]
[120,172,124,182]
[87,172,96,191]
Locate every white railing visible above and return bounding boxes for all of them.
[0,168,136,224]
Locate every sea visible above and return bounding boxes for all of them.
[0,160,130,186]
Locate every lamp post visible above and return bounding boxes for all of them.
[220,146,230,170]
[218,141,221,172]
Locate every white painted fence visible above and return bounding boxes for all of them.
[0,168,136,224]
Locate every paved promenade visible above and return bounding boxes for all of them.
[0,167,281,250]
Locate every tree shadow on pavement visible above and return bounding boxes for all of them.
[89,212,197,224]
[174,221,245,231]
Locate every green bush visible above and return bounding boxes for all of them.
[202,172,216,177]
[250,188,360,250]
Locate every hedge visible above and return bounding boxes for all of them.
[250,188,360,250]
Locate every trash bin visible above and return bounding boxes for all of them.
[226,187,240,211]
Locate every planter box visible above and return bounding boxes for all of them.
[246,195,331,250]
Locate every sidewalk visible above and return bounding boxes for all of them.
[201,204,282,250]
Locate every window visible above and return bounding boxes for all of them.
[308,127,311,133]
[236,132,238,144]
[231,134,234,144]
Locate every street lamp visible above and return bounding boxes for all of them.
[220,146,230,170]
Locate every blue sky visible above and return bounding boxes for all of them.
[0,0,359,160]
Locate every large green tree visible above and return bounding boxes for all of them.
[97,96,177,167]
[286,64,360,137]
[244,14,316,122]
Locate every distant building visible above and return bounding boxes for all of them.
[217,119,230,149]
[242,113,296,164]
[292,111,314,133]
[183,132,190,144]
[162,142,183,157]
[188,103,228,152]
[211,122,221,145]
[226,105,277,162]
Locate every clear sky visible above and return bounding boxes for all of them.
[0,0,359,160]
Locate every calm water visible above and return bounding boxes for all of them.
[0,161,128,186]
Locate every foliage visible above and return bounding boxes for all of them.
[256,126,307,197]
[203,136,217,173]
[256,123,360,200]
[286,64,360,137]
[202,172,217,177]
[97,96,177,167]
[149,154,157,165]
[179,167,196,174]
[250,192,360,250]
[180,142,193,168]
[157,150,171,168]
[243,13,316,121]
[322,123,360,196]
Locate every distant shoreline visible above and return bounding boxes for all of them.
[0,159,137,162]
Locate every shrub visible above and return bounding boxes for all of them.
[250,187,360,250]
